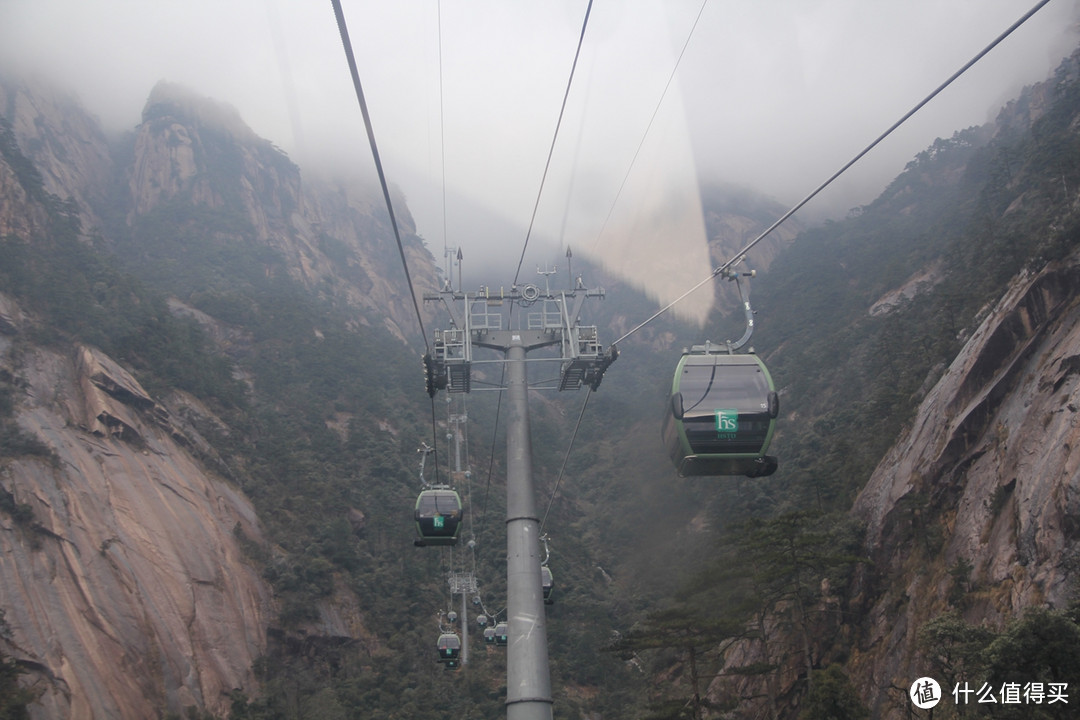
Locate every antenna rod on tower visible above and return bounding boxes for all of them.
[457,247,464,296]
[566,246,573,291]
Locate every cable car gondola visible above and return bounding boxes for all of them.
[493,621,509,646]
[437,631,461,667]
[662,346,779,478]
[414,488,463,546]
[541,565,554,605]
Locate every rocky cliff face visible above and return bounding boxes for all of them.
[0,77,434,718]
[1,76,114,237]
[841,54,1080,717]
[849,250,1080,717]
[126,81,438,342]
[0,139,47,240]
[0,320,271,719]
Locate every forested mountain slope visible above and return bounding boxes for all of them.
[0,77,444,718]
[845,50,1080,719]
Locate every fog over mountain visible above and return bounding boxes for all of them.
[3,0,1078,320]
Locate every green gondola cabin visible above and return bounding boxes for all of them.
[414,488,463,546]
[662,348,779,478]
[437,632,461,667]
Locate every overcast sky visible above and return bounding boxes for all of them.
[3,0,1078,321]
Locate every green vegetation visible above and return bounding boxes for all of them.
[799,665,869,720]
[0,208,245,408]
[918,606,1080,719]
[0,372,53,461]
[617,511,864,717]
[0,610,38,719]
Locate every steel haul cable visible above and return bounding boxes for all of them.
[437,0,450,284]
[330,0,430,352]
[539,388,592,535]
[330,0,447,473]
[513,0,595,286]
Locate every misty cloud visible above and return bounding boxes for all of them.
[3,0,1077,324]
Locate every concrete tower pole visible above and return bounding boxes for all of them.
[504,337,553,720]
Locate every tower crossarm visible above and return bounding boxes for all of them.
[422,278,613,396]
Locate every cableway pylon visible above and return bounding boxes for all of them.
[423,260,617,399]
[423,255,614,720]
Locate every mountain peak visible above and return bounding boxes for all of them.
[142,80,254,141]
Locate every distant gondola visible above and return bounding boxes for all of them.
[437,631,461,667]
[541,566,554,605]
[483,626,497,644]
[662,347,778,478]
[493,621,509,646]
[414,488,463,546]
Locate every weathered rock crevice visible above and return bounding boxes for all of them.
[849,250,1080,718]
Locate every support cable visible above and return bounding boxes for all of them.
[611,0,1053,347]
[331,0,446,476]
[446,545,455,612]
[428,396,442,485]
[513,0,595,286]
[475,367,507,549]
[437,0,450,285]
[330,0,430,352]
[539,388,592,535]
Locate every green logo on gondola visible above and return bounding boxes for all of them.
[434,515,445,528]
[715,409,738,434]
